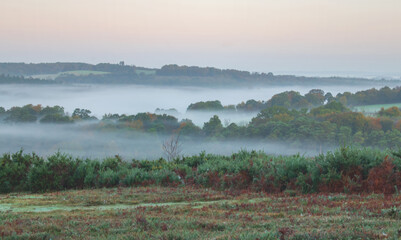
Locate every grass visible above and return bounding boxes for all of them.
[135,69,156,75]
[1,187,401,239]
[353,103,401,113]
[31,70,110,80]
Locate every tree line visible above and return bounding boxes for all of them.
[187,87,401,112]
[0,62,396,87]
[2,100,401,150]
[0,74,54,84]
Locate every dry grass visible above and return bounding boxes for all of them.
[1,187,401,239]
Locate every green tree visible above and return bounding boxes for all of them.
[72,108,96,120]
[203,115,223,137]
[337,126,352,145]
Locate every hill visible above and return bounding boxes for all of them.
[0,62,399,87]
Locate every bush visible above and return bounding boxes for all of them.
[149,169,181,186]
[28,152,77,192]
[101,156,123,171]
[0,151,40,193]
[122,168,150,186]
[1,147,401,194]
[98,169,120,188]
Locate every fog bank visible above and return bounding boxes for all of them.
[0,83,392,126]
[0,123,330,159]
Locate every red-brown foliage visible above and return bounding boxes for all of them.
[367,157,397,194]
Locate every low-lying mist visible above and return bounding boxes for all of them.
[0,83,390,126]
[0,83,392,158]
[0,123,332,159]
[167,111,259,127]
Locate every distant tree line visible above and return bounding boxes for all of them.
[186,87,401,112]
[337,86,401,106]
[3,102,401,150]
[0,62,396,87]
[0,63,135,76]
[0,74,54,84]
[0,105,96,123]
[3,86,401,150]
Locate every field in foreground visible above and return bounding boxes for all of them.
[1,187,401,239]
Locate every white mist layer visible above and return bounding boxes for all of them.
[0,123,329,159]
[0,83,392,126]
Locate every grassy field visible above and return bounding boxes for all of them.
[353,103,401,113]
[1,187,401,239]
[135,69,156,75]
[31,70,110,80]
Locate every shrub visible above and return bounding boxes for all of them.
[122,168,150,186]
[149,169,180,186]
[0,151,40,193]
[1,147,401,194]
[28,152,76,192]
[101,156,123,171]
[98,169,120,188]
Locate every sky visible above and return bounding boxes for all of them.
[0,0,400,76]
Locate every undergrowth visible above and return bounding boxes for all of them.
[1,147,401,194]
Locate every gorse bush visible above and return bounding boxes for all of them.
[0,147,401,194]
[0,150,40,193]
[122,168,150,186]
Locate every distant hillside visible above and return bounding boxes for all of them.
[0,62,137,76]
[0,62,399,87]
[0,74,56,84]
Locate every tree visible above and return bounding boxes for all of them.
[378,107,401,117]
[72,108,95,120]
[179,119,201,136]
[40,114,72,123]
[324,92,335,103]
[338,126,352,145]
[310,101,349,118]
[6,105,37,122]
[162,133,182,161]
[187,100,224,111]
[203,115,223,137]
[353,131,365,146]
[305,89,325,107]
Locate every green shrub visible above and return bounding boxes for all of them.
[28,152,77,192]
[1,147,401,194]
[149,169,181,186]
[0,151,40,193]
[98,169,120,188]
[101,156,123,171]
[122,168,150,186]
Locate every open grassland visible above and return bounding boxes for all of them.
[2,148,401,239]
[1,187,401,239]
[31,70,110,80]
[353,103,401,113]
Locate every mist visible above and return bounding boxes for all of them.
[0,83,393,158]
[0,123,332,160]
[0,83,392,126]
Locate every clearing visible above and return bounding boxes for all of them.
[353,103,401,113]
[31,70,110,80]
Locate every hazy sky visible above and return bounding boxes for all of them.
[1,0,400,75]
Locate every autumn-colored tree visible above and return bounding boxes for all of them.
[378,106,401,117]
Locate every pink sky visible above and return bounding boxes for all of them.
[1,0,400,75]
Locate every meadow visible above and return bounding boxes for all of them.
[31,70,110,80]
[1,147,401,238]
[1,187,401,239]
[353,103,401,113]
